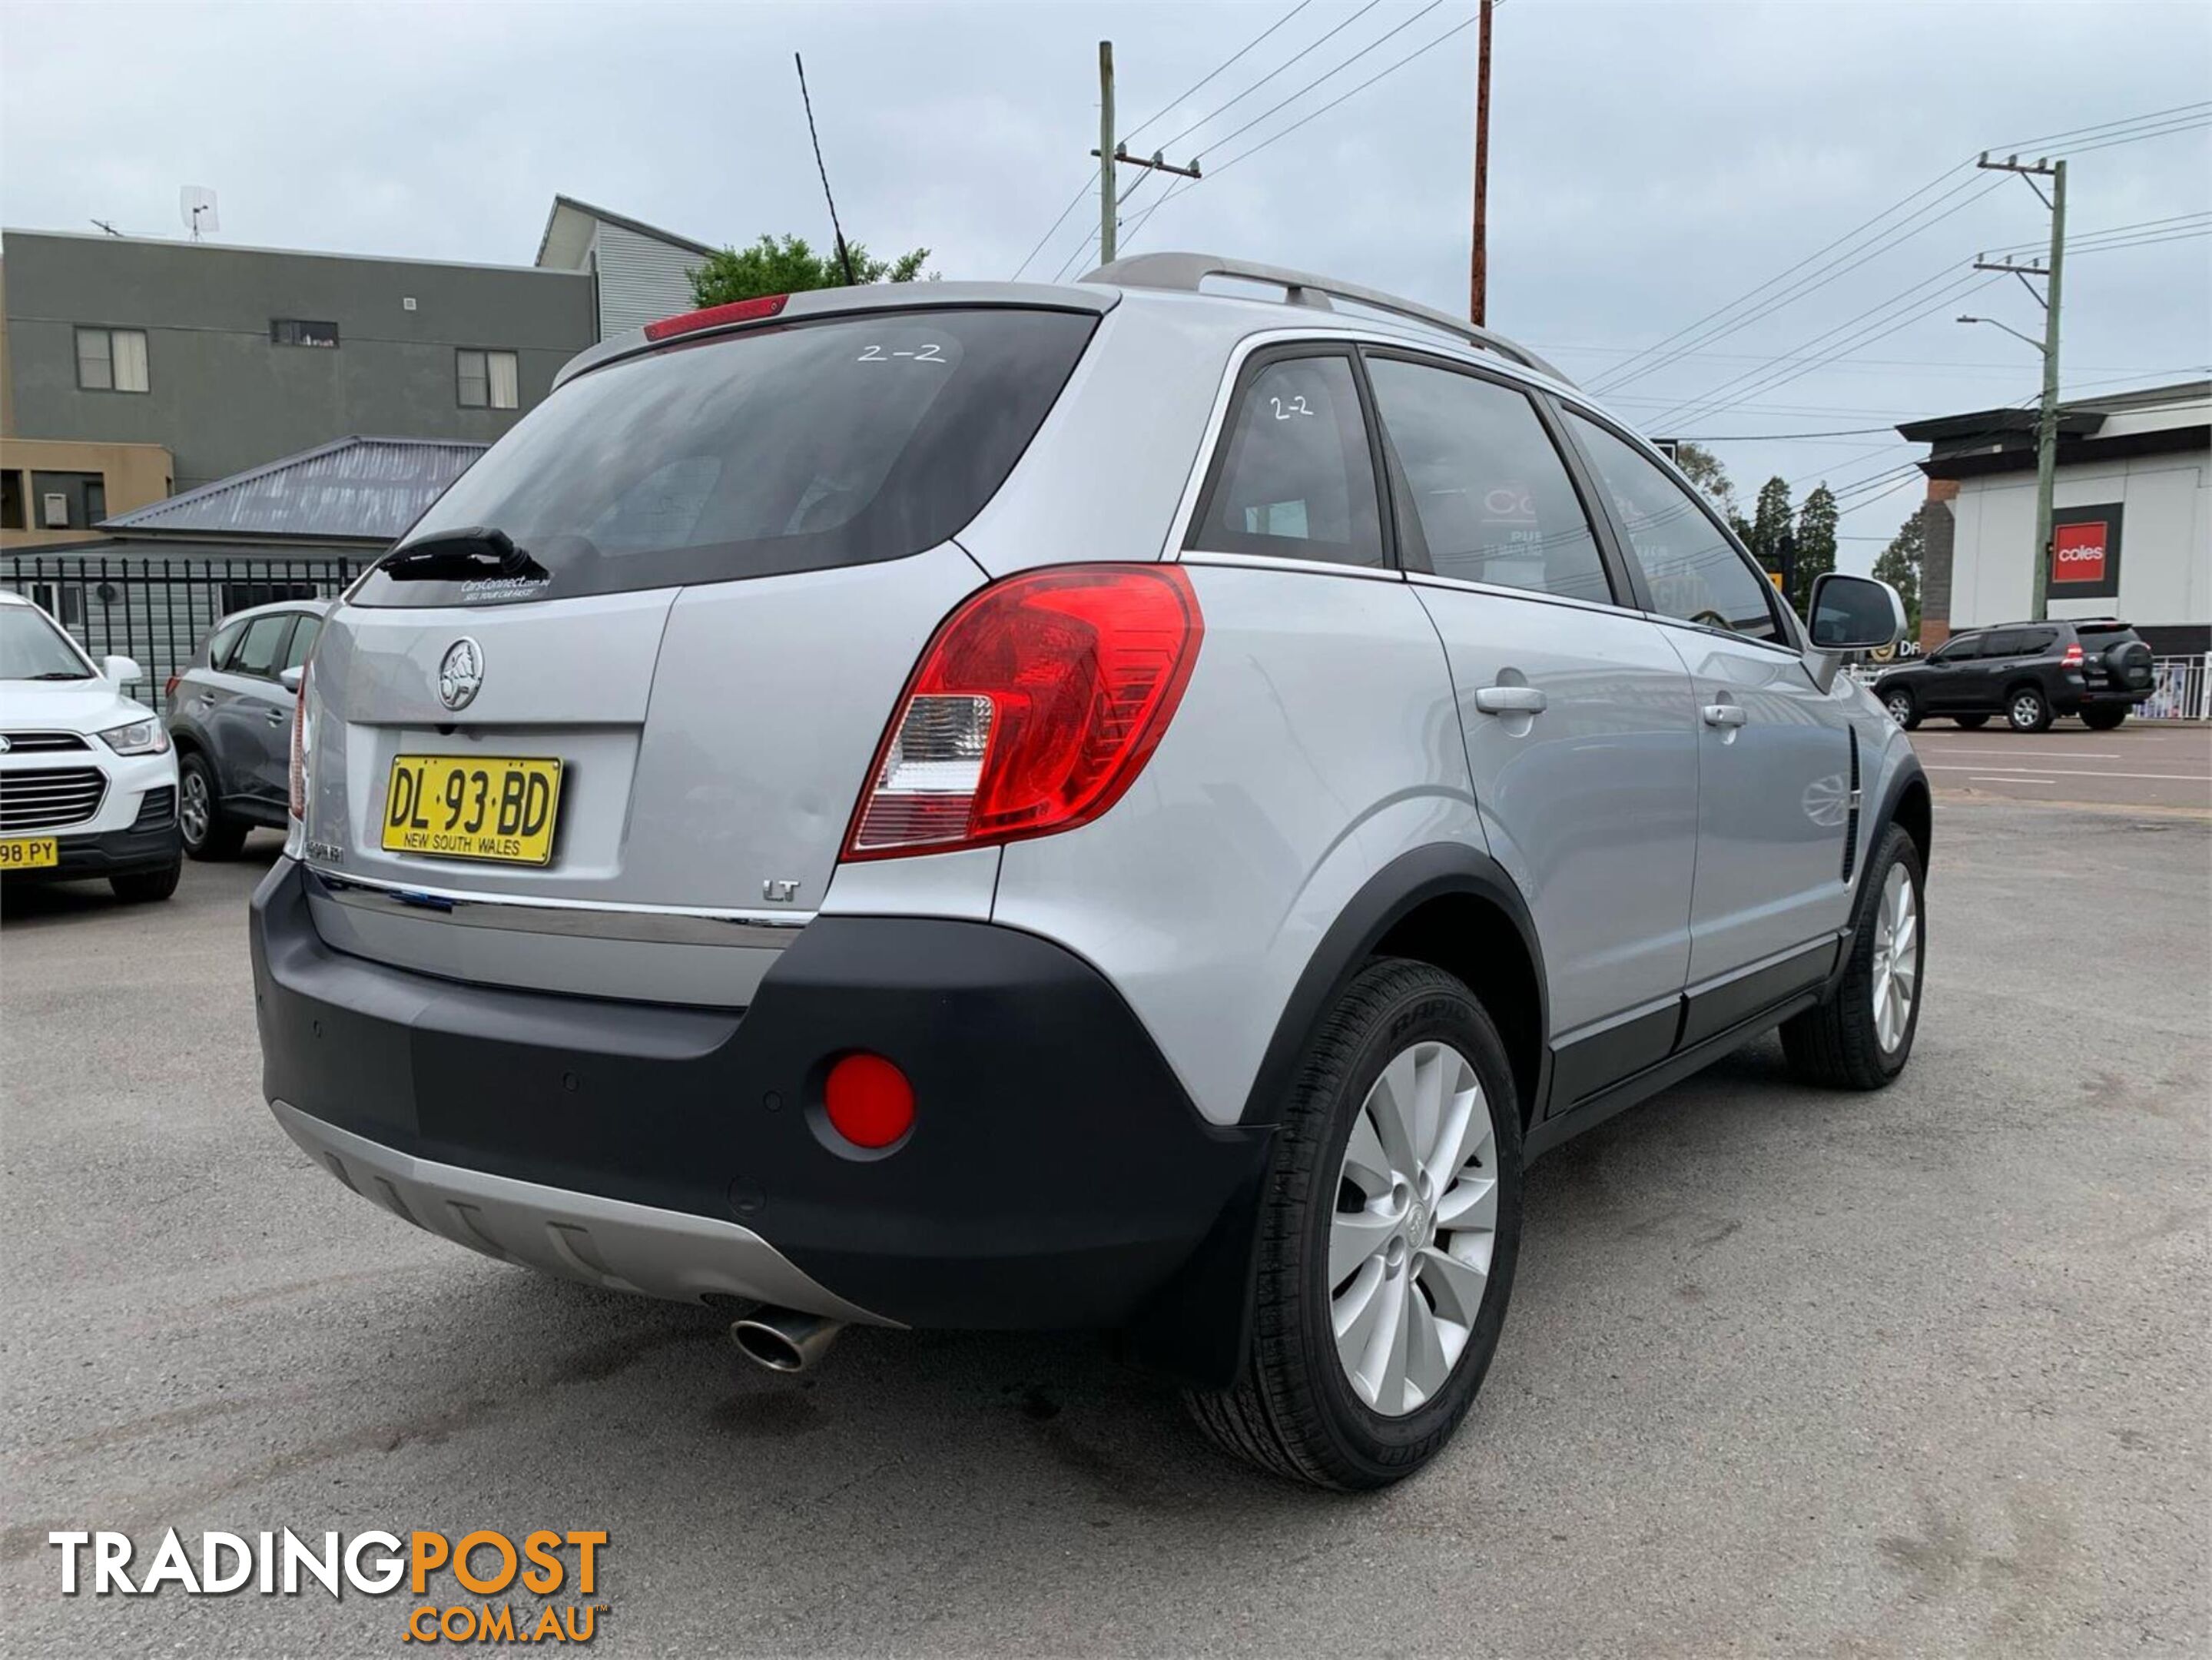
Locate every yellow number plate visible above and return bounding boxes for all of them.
[381,755,563,866]
[0,836,60,870]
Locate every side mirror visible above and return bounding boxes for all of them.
[279,666,305,695]
[1807,573,1906,652]
[102,654,144,686]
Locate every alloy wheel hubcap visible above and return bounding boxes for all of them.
[1888,697,1910,724]
[2013,696,2040,727]
[181,772,209,842]
[1869,863,1919,1054]
[1329,1040,1499,1418]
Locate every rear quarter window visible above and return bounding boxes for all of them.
[351,307,1097,606]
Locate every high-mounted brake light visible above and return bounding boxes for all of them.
[844,566,1203,860]
[288,661,310,821]
[642,294,788,343]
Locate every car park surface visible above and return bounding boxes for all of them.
[1909,722,2211,812]
[2,798,2204,1655]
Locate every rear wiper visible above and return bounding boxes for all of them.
[379,526,549,583]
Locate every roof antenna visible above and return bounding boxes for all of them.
[794,53,857,287]
[90,218,122,237]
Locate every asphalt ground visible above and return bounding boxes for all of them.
[2,804,2206,1658]
[1909,720,2210,813]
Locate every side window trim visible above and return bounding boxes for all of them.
[227,614,297,682]
[1182,340,1400,573]
[1553,400,1803,653]
[1355,345,1633,609]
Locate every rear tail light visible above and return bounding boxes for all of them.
[287,662,310,821]
[844,565,1203,859]
[2061,642,2084,669]
[642,294,788,342]
[164,673,179,700]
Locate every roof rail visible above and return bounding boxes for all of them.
[1082,251,1574,387]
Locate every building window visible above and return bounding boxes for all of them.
[457,348,520,410]
[32,471,108,530]
[75,327,150,393]
[0,471,23,530]
[220,580,320,615]
[270,318,340,348]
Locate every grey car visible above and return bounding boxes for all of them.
[168,599,329,858]
[249,254,1926,1489]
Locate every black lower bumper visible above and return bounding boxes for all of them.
[2,822,180,882]
[250,859,1270,1357]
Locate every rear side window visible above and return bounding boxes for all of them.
[352,308,1096,606]
[1188,354,1384,568]
[1567,414,1783,644]
[1366,357,1611,604]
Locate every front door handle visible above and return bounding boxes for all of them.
[1473,685,1547,716]
[265,707,290,727]
[1702,702,1747,729]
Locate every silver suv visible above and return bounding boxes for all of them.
[250,255,1927,1489]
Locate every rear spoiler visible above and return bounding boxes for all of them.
[554,281,1119,393]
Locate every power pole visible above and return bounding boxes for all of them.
[1099,42,1117,266]
[1469,0,1494,324]
[1088,42,1201,269]
[1972,151,2067,622]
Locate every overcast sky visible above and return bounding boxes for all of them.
[4,0,2207,568]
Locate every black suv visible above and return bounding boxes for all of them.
[1874,618,2156,732]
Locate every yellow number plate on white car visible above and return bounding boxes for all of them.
[381,755,563,866]
[0,836,60,870]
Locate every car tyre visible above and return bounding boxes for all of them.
[1952,714,1989,729]
[110,861,181,904]
[1184,957,1523,1490]
[1782,823,1925,1091]
[1882,689,1920,730]
[2005,686,2053,732]
[2081,706,2127,732]
[177,752,246,860]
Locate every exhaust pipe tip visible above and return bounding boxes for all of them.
[730,1307,844,1374]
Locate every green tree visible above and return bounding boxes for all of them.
[1791,483,1839,616]
[1742,475,1795,581]
[1672,442,1739,519]
[688,234,933,307]
[1872,509,1924,632]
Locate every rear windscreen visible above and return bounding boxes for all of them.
[350,307,1097,606]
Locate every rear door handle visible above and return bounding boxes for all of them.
[265,707,290,727]
[1702,702,1747,729]
[1473,686,1547,715]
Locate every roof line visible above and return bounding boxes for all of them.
[536,195,719,265]
[1,226,585,278]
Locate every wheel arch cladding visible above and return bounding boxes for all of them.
[1240,844,1548,1130]
[1890,770,1932,865]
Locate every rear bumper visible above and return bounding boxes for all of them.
[250,858,1269,1340]
[1,821,181,882]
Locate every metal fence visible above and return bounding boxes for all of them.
[2,551,362,712]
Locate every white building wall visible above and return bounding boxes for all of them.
[592,222,704,337]
[1947,449,2210,630]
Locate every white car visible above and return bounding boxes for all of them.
[0,589,182,901]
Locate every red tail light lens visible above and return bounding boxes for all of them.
[844,565,1203,859]
[287,662,310,821]
[2061,642,2084,668]
[642,294,788,342]
[164,673,179,699]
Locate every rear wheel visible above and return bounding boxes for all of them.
[110,861,181,903]
[1952,714,1989,729]
[178,752,246,860]
[2005,686,2053,732]
[1185,958,1522,1489]
[1782,823,1924,1090]
[2081,706,2128,732]
[1883,689,1920,730]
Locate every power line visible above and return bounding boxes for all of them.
[1993,98,2212,153]
[1676,424,1902,440]
[1154,1,1384,151]
[1124,0,1316,144]
[1122,13,1477,254]
[1189,0,1448,161]
[1011,1,1316,281]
